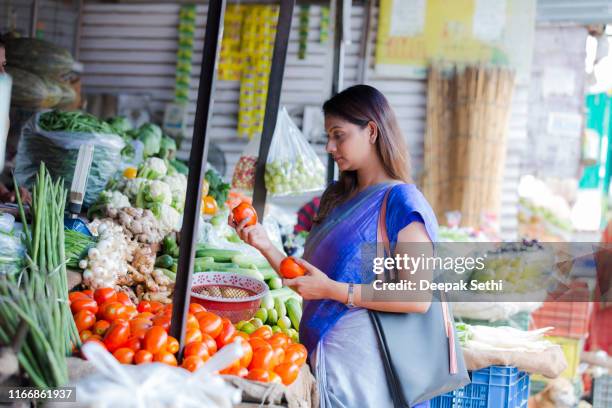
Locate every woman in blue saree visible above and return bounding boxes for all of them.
[231,85,438,408]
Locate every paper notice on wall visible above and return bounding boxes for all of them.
[542,67,576,97]
[389,0,426,37]
[473,0,506,42]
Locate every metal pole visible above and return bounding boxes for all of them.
[169,0,226,359]
[326,0,348,184]
[252,0,296,219]
[30,0,39,38]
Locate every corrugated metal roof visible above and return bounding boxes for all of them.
[537,0,612,24]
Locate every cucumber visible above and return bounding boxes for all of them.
[286,298,302,331]
[267,308,278,326]
[231,254,270,269]
[278,316,291,330]
[270,287,302,304]
[255,308,268,323]
[155,254,174,269]
[224,268,264,281]
[241,322,257,334]
[267,277,283,290]
[250,318,263,329]
[195,245,240,261]
[259,267,279,281]
[287,328,299,343]
[272,325,282,334]
[274,298,287,319]
[235,320,248,331]
[261,294,274,310]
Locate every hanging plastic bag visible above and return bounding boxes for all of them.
[63,342,242,408]
[14,113,125,207]
[264,107,325,196]
[231,133,261,191]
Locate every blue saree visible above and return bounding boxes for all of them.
[301,182,439,408]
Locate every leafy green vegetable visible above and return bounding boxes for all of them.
[65,229,96,269]
[39,110,116,134]
[159,136,177,160]
[205,168,230,205]
[137,123,162,158]
[106,116,133,135]
[169,159,189,175]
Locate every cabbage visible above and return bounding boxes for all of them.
[137,123,162,157]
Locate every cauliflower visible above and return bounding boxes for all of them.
[138,157,167,180]
[157,203,181,232]
[122,178,148,201]
[146,180,173,205]
[106,191,131,209]
[162,173,187,212]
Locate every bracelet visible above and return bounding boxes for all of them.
[346,283,355,308]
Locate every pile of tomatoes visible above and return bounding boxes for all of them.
[69,287,307,386]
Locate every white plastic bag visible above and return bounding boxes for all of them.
[70,342,243,408]
[265,107,325,196]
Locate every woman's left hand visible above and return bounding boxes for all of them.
[283,258,343,301]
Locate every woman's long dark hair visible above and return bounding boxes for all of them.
[315,84,412,223]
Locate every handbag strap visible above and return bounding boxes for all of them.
[377,187,458,375]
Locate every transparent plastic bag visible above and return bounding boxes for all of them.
[67,342,242,408]
[265,107,325,196]
[14,113,125,207]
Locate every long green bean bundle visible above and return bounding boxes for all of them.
[39,110,115,134]
[0,163,80,388]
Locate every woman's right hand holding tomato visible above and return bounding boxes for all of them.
[228,203,272,253]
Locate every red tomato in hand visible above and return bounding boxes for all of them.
[104,320,130,352]
[279,257,306,279]
[93,288,116,305]
[196,312,223,339]
[71,298,99,315]
[232,202,258,227]
[143,326,168,354]
[74,309,96,332]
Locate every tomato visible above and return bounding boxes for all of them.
[144,326,168,354]
[82,289,94,298]
[268,371,282,384]
[248,344,274,371]
[279,257,306,279]
[181,355,204,372]
[249,337,269,351]
[189,303,206,314]
[121,336,141,352]
[137,300,152,313]
[215,319,236,350]
[235,331,249,341]
[274,363,300,385]
[246,369,270,383]
[284,344,307,366]
[92,320,111,337]
[148,301,164,314]
[70,298,99,315]
[134,350,153,364]
[100,302,127,322]
[220,359,241,375]
[151,315,171,331]
[130,318,153,339]
[124,306,138,320]
[183,341,210,360]
[196,312,223,339]
[115,292,132,307]
[268,333,290,349]
[79,330,94,342]
[138,312,154,320]
[185,328,203,344]
[201,333,217,355]
[154,351,177,366]
[104,320,131,352]
[271,347,285,368]
[162,304,173,316]
[202,196,218,215]
[232,202,257,227]
[250,326,273,340]
[113,347,135,364]
[233,337,253,368]
[165,336,179,354]
[93,288,116,305]
[69,291,90,303]
[224,366,248,378]
[186,314,200,330]
[74,309,96,332]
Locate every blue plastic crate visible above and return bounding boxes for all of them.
[431,366,530,408]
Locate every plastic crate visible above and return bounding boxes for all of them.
[459,312,531,331]
[532,336,584,382]
[593,375,612,408]
[431,366,530,408]
[530,282,592,339]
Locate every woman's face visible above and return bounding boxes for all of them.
[325,115,376,172]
